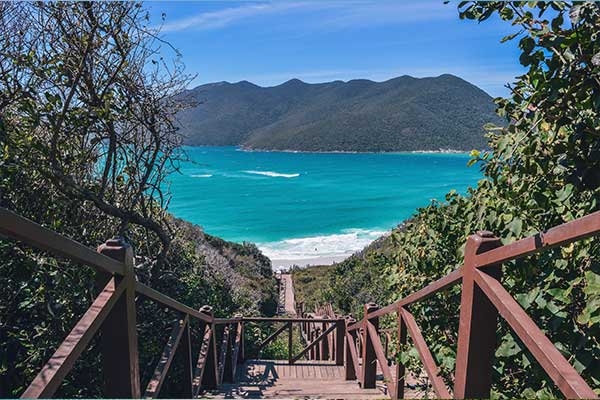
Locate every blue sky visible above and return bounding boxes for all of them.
[146,1,525,97]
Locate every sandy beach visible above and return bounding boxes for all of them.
[271,255,348,271]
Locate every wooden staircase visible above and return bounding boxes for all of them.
[1,207,599,399]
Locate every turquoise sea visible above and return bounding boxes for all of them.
[168,146,481,263]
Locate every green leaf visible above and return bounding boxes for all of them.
[546,288,568,304]
[584,271,600,296]
[500,31,520,43]
[507,217,523,237]
[496,337,521,357]
[555,184,574,203]
[516,287,540,310]
[519,37,535,53]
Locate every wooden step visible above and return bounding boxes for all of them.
[201,360,385,399]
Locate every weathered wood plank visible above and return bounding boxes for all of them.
[216,360,385,399]
[144,317,188,398]
[22,278,125,398]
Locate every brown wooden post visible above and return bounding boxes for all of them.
[383,332,391,365]
[171,316,193,398]
[200,305,218,390]
[330,324,336,362]
[304,317,310,348]
[361,303,379,389]
[394,311,407,400]
[335,319,344,366]
[301,304,306,335]
[310,329,316,360]
[223,324,235,383]
[321,318,330,361]
[96,238,140,398]
[236,315,245,364]
[182,317,194,397]
[288,322,293,365]
[454,231,502,399]
[345,317,357,380]
[315,328,321,360]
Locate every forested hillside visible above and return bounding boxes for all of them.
[293,2,600,398]
[177,74,503,152]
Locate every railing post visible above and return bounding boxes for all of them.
[454,231,502,399]
[222,324,235,383]
[96,238,140,398]
[361,303,379,389]
[310,328,316,360]
[394,310,407,400]
[236,314,245,364]
[357,328,363,357]
[330,323,336,362]
[345,317,357,380]
[288,322,293,365]
[335,318,344,366]
[304,317,310,347]
[178,316,193,398]
[200,305,218,390]
[321,318,330,361]
[315,328,321,360]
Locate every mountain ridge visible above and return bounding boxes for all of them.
[176,74,504,152]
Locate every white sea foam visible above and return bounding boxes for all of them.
[190,174,213,178]
[243,170,300,178]
[257,228,388,263]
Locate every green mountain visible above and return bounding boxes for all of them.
[176,74,504,152]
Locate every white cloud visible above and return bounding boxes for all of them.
[160,2,313,32]
[159,1,456,33]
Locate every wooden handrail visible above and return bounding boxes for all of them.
[144,316,190,398]
[242,317,329,323]
[213,317,243,324]
[342,210,600,399]
[0,208,125,276]
[345,331,361,380]
[135,282,213,323]
[475,211,600,268]
[256,322,290,353]
[366,320,396,398]
[192,325,216,396]
[399,307,451,399]
[291,322,336,363]
[474,269,594,399]
[21,278,125,398]
[351,211,600,329]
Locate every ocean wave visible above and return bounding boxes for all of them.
[190,174,213,178]
[243,170,300,178]
[257,228,387,262]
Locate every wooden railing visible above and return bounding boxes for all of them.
[236,316,343,365]
[0,208,341,398]
[2,206,600,399]
[343,211,600,399]
[0,208,248,398]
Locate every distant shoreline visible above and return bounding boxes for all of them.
[191,145,472,155]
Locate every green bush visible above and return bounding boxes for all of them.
[318,2,600,397]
